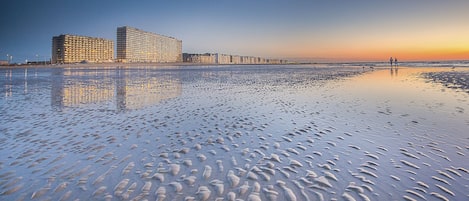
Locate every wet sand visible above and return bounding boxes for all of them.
[0,62,295,69]
[0,65,467,201]
[423,70,469,93]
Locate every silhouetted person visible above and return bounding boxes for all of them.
[390,57,393,68]
[394,58,398,68]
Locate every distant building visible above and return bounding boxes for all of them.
[27,61,50,65]
[52,34,114,64]
[0,60,8,65]
[183,53,287,64]
[183,53,217,63]
[116,26,182,63]
[217,54,231,64]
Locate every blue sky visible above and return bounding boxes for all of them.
[1,0,469,63]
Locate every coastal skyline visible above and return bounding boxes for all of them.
[1,0,469,63]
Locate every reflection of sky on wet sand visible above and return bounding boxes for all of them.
[328,67,469,140]
[351,68,467,108]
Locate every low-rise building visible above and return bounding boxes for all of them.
[183,53,216,63]
[183,53,287,64]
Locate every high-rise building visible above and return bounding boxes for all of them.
[52,34,114,64]
[116,26,182,63]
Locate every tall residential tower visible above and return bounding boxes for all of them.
[116,26,182,63]
[52,34,114,64]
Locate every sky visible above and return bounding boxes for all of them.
[1,0,469,63]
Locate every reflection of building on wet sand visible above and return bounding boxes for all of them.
[52,68,181,110]
[114,70,182,110]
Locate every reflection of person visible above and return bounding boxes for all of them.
[390,65,398,77]
[390,57,393,68]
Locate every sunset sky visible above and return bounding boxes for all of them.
[1,0,468,63]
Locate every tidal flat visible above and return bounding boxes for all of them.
[0,65,468,200]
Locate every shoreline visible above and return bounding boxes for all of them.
[2,59,468,69]
[2,61,469,69]
[2,63,465,68]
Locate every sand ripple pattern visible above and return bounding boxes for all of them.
[0,66,468,200]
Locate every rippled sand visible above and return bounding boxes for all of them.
[0,65,467,200]
[423,70,469,93]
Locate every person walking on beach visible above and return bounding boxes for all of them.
[394,58,398,68]
[390,57,393,68]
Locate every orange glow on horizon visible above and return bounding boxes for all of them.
[274,46,469,62]
[263,22,469,62]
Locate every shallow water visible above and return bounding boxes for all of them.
[0,65,468,201]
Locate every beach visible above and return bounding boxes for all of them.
[0,65,468,201]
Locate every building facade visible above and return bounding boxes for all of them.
[52,34,114,64]
[116,26,182,63]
